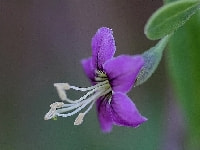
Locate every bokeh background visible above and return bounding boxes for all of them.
[0,0,197,150]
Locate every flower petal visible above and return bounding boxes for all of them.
[81,57,95,82]
[96,97,113,133]
[103,55,144,93]
[111,92,147,127]
[92,27,116,70]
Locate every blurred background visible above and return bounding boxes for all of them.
[0,0,197,150]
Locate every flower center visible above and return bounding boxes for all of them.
[44,70,112,125]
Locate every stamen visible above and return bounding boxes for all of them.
[50,102,65,108]
[70,80,109,91]
[62,88,96,104]
[95,70,107,78]
[56,92,98,114]
[54,83,70,100]
[57,87,111,117]
[63,103,75,107]
[44,70,112,125]
[74,113,85,125]
[95,77,107,82]
[44,107,56,120]
[57,101,90,117]
[44,102,64,120]
[57,91,102,117]
[54,83,70,90]
[56,102,82,114]
[74,97,97,125]
[53,80,109,104]
[84,99,96,114]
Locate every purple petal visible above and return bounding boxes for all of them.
[81,57,95,82]
[111,92,147,127]
[103,55,144,93]
[92,27,116,70]
[96,97,113,133]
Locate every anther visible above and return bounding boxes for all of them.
[44,108,56,120]
[54,83,70,100]
[44,102,64,120]
[44,70,111,124]
[50,102,64,109]
[54,83,70,90]
[74,113,85,125]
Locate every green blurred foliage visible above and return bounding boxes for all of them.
[167,11,200,150]
[164,0,197,4]
[164,0,179,4]
[145,0,200,40]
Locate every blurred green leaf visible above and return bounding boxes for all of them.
[167,12,200,149]
[135,35,170,86]
[145,0,200,40]
[164,0,178,4]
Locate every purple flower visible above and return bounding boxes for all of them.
[44,27,147,133]
[82,27,147,132]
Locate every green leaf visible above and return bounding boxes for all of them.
[164,0,179,4]
[135,35,170,86]
[145,0,200,40]
[167,12,200,149]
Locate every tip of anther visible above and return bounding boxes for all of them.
[54,83,70,100]
[44,102,64,120]
[54,83,70,90]
[74,113,85,125]
[50,102,64,108]
[44,112,54,120]
[44,108,56,120]
[44,115,50,120]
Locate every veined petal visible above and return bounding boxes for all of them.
[111,92,147,127]
[96,97,113,133]
[103,55,144,93]
[92,27,116,70]
[81,57,95,82]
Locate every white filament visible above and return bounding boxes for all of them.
[44,79,112,125]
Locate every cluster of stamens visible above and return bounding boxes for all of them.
[44,70,112,125]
